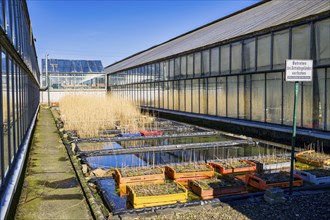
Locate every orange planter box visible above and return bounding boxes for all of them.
[188,177,247,200]
[165,164,214,181]
[296,150,330,167]
[209,160,256,174]
[245,171,303,190]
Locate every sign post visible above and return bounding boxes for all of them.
[285,59,313,196]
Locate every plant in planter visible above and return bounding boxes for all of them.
[246,171,303,190]
[296,150,330,167]
[127,182,188,208]
[165,163,214,181]
[209,159,256,174]
[189,175,247,199]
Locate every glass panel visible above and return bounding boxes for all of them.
[251,74,265,122]
[238,75,250,120]
[221,45,230,74]
[185,80,192,112]
[187,54,194,77]
[164,81,168,109]
[169,59,174,80]
[200,79,207,114]
[2,51,9,176]
[231,42,242,74]
[211,47,219,76]
[202,50,210,75]
[168,81,173,110]
[9,58,14,164]
[0,0,3,28]
[227,76,237,118]
[327,68,330,131]
[312,69,325,130]
[266,72,282,124]
[179,80,185,111]
[174,58,180,79]
[208,78,216,115]
[180,56,186,78]
[273,30,289,69]
[159,82,164,109]
[283,81,302,127]
[217,77,226,116]
[315,19,330,65]
[243,38,255,72]
[302,80,313,128]
[194,52,201,76]
[163,61,169,80]
[292,24,311,59]
[173,81,179,111]
[192,79,199,113]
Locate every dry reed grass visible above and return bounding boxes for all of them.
[59,94,153,138]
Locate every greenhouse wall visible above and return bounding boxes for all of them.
[0,0,40,196]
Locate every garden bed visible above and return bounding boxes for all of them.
[127,182,188,208]
[165,163,214,181]
[294,169,330,185]
[245,171,303,190]
[188,175,247,199]
[209,160,256,174]
[296,150,330,167]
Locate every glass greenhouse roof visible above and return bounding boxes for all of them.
[42,59,104,73]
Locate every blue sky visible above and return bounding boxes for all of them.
[27,0,260,68]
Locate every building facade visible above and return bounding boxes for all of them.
[0,0,40,209]
[41,59,105,90]
[106,0,330,144]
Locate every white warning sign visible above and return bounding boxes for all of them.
[285,59,313,82]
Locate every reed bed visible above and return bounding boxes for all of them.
[59,94,153,138]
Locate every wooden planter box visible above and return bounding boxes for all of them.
[114,167,164,193]
[296,150,330,167]
[209,160,256,174]
[140,130,163,136]
[165,164,214,181]
[294,169,330,185]
[127,182,188,208]
[188,176,247,200]
[245,172,303,190]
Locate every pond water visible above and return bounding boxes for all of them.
[118,135,232,148]
[85,143,286,169]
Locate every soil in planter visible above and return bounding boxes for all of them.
[218,160,253,169]
[170,163,213,173]
[194,175,244,190]
[254,172,297,184]
[129,182,185,197]
[256,156,290,165]
[117,166,163,177]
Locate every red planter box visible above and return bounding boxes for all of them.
[140,130,163,136]
[209,160,256,174]
[188,176,247,200]
[245,171,303,190]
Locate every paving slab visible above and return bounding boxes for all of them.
[15,107,92,220]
